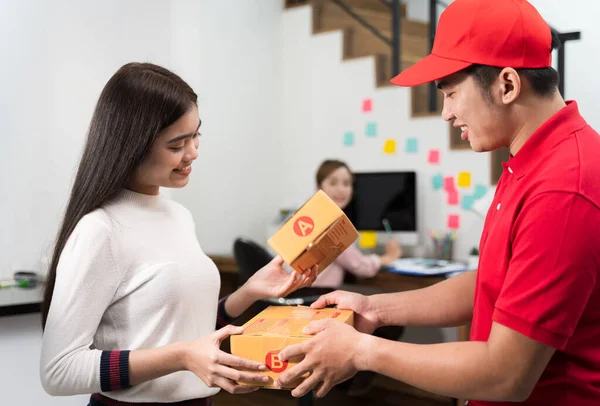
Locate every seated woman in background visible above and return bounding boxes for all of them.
[312,159,404,396]
[313,159,402,289]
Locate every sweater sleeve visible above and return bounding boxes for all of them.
[216,295,235,329]
[40,214,131,396]
[335,244,382,279]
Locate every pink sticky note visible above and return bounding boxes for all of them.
[362,98,373,113]
[444,176,456,192]
[447,189,459,205]
[448,214,460,229]
[428,149,440,164]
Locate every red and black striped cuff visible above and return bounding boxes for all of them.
[100,350,131,392]
[216,295,235,329]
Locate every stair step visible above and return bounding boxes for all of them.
[287,0,400,13]
[313,1,428,37]
[342,25,428,63]
[411,84,444,116]
[335,0,406,14]
[374,53,417,87]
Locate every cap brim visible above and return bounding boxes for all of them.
[390,54,473,87]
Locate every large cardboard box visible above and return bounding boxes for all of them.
[268,190,359,275]
[230,305,354,389]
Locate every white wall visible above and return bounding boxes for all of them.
[171,0,285,256]
[0,0,172,404]
[528,0,600,128]
[0,0,172,280]
[281,5,489,261]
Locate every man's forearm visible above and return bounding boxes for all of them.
[359,336,523,402]
[372,270,476,328]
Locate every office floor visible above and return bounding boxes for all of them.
[215,377,454,406]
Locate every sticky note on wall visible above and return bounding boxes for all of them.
[406,138,418,153]
[444,176,455,192]
[448,214,460,229]
[383,139,396,154]
[457,172,471,187]
[359,231,377,248]
[362,98,372,113]
[428,149,440,164]
[461,195,475,211]
[343,132,354,146]
[447,189,459,205]
[432,173,444,190]
[366,122,377,137]
[474,184,488,199]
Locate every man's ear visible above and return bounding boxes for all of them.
[498,68,521,105]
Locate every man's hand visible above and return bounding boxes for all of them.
[274,319,370,398]
[311,290,379,334]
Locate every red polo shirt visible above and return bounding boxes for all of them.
[469,101,600,406]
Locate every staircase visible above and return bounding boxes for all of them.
[286,0,443,117]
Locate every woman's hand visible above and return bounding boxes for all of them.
[380,239,402,266]
[243,256,318,301]
[183,325,268,393]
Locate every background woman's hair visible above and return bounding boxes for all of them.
[315,159,353,188]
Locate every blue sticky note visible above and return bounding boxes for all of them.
[406,138,418,153]
[343,132,354,146]
[366,122,377,137]
[474,184,488,199]
[461,195,475,211]
[432,173,444,190]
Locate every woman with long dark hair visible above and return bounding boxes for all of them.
[40,62,316,406]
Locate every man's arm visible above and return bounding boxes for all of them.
[373,269,477,328]
[276,319,554,401]
[363,321,554,401]
[312,270,477,332]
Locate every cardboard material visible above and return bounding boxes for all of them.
[230,306,354,389]
[268,190,359,275]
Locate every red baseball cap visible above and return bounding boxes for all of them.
[391,0,552,87]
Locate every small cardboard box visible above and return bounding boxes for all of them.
[268,190,359,275]
[230,305,354,389]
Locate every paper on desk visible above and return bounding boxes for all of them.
[387,258,468,276]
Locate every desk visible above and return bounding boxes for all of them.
[209,255,471,406]
[0,285,43,317]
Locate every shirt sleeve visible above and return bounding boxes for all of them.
[335,244,382,279]
[493,192,600,350]
[40,215,130,395]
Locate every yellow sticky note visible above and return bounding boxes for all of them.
[457,172,471,188]
[383,139,396,154]
[359,231,377,249]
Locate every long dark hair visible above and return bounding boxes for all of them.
[41,62,198,328]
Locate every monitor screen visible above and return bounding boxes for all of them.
[345,171,417,232]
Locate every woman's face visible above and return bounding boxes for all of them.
[129,105,201,195]
[320,166,353,209]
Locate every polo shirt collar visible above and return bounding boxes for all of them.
[505,101,588,179]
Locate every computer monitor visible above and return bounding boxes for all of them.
[345,171,418,246]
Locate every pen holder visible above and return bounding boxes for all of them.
[431,238,454,260]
